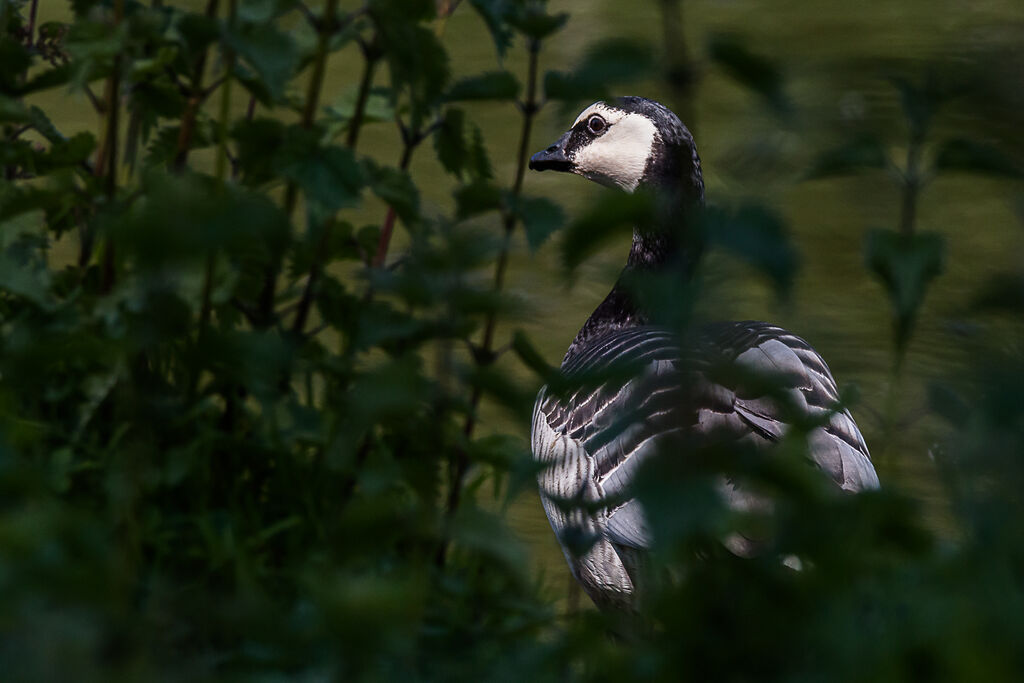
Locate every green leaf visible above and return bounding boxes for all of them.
[0,94,29,123]
[328,86,395,127]
[971,272,1024,312]
[0,212,53,308]
[445,71,520,102]
[703,203,799,299]
[365,161,419,226]
[232,117,287,186]
[39,132,96,171]
[806,136,889,179]
[510,195,564,252]
[225,21,301,102]
[280,131,365,212]
[435,107,468,177]
[26,106,63,144]
[927,382,970,428]
[174,12,220,67]
[934,138,1022,178]
[435,109,494,182]
[543,38,654,105]
[468,0,515,59]
[376,16,449,128]
[454,182,502,220]
[466,123,492,181]
[561,191,655,271]
[508,9,568,41]
[890,74,948,142]
[865,228,945,352]
[114,171,290,271]
[511,330,558,385]
[708,33,789,115]
[17,64,73,96]
[0,37,32,94]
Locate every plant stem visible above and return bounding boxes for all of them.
[26,0,39,47]
[193,0,236,378]
[214,1,236,185]
[96,0,125,292]
[172,0,220,171]
[900,138,921,237]
[258,0,340,329]
[437,39,542,566]
[659,0,697,130]
[371,141,414,268]
[346,37,378,151]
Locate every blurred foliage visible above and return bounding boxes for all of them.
[808,73,1021,356]
[0,0,1022,681]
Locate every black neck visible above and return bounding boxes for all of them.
[562,136,705,364]
[563,212,702,364]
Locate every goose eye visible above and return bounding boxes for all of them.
[586,115,606,135]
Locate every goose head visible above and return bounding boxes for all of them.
[529,96,704,202]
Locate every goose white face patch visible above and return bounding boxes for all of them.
[569,103,658,193]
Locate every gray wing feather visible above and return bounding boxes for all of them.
[531,321,878,604]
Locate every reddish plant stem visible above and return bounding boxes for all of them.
[371,142,414,268]
[172,0,220,171]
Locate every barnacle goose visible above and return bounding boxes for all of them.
[528,96,879,610]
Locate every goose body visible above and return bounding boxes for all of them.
[528,97,879,610]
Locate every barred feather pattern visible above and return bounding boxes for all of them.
[531,321,879,607]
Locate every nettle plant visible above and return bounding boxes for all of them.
[0,0,603,676]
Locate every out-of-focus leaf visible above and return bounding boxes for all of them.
[0,212,53,308]
[237,0,301,23]
[435,107,468,177]
[510,195,564,252]
[511,330,558,385]
[365,161,419,225]
[328,86,395,127]
[65,18,126,83]
[971,272,1024,312]
[544,38,654,105]
[445,71,520,102]
[454,182,502,220]
[231,117,287,186]
[508,8,568,41]
[26,107,63,144]
[805,136,889,179]
[890,74,947,142]
[928,382,970,428]
[225,21,301,101]
[17,64,73,96]
[708,33,789,115]
[703,203,799,298]
[435,110,493,181]
[38,132,96,171]
[375,6,449,127]
[114,171,290,270]
[934,138,1022,178]
[561,191,655,271]
[280,133,365,212]
[468,0,515,59]
[0,37,32,93]
[0,94,29,122]
[865,227,945,351]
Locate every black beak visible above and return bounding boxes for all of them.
[529,132,573,172]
